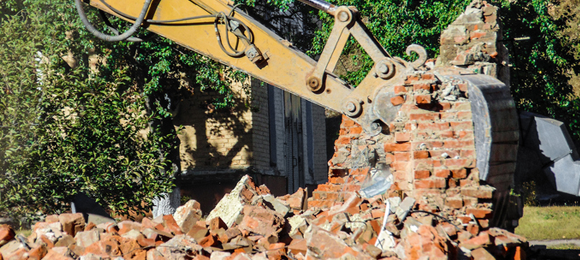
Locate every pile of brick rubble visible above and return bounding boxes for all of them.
[0,175,526,260]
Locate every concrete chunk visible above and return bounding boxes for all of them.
[206,175,253,227]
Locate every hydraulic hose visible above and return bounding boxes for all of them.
[75,0,152,42]
[98,11,143,42]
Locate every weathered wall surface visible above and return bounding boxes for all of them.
[173,77,328,195]
[173,80,255,172]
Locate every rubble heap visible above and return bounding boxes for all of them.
[0,175,526,260]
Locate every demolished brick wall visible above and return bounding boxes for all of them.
[310,0,511,230]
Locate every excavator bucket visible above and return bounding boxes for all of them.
[464,74,519,191]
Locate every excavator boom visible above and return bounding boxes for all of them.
[78,0,427,135]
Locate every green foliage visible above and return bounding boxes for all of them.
[1,0,251,219]
[310,0,470,85]
[496,0,580,139]
[0,12,46,217]
[522,181,539,206]
[0,1,174,218]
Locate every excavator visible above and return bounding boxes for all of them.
[75,0,523,228]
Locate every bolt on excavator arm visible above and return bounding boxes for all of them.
[77,0,428,135]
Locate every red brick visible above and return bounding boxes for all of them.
[415,95,432,104]
[461,187,494,199]
[451,169,467,179]
[343,184,361,192]
[439,112,456,120]
[335,136,352,145]
[85,239,120,257]
[395,132,411,143]
[460,179,473,187]
[439,102,452,111]
[199,234,219,247]
[448,179,459,188]
[268,243,286,260]
[208,217,227,231]
[414,150,430,159]
[421,74,435,80]
[58,213,85,237]
[342,116,356,127]
[453,102,471,111]
[467,223,480,235]
[455,216,471,225]
[460,149,476,157]
[384,142,411,152]
[478,219,490,229]
[409,113,439,121]
[463,197,478,207]
[440,131,455,139]
[456,111,472,119]
[434,169,451,178]
[471,248,495,260]
[28,244,48,260]
[288,238,307,256]
[405,75,420,83]
[417,122,450,131]
[393,171,409,182]
[414,159,441,169]
[414,170,431,179]
[350,126,363,134]
[413,83,432,91]
[444,158,474,168]
[307,200,333,209]
[466,208,493,219]
[119,239,142,258]
[395,152,411,161]
[462,233,492,250]
[371,209,385,219]
[162,215,183,235]
[442,140,470,149]
[439,222,457,237]
[394,85,407,94]
[4,248,27,260]
[401,103,421,111]
[0,224,15,244]
[414,178,446,189]
[445,196,463,209]
[391,95,405,106]
[39,235,55,248]
[450,121,473,130]
[328,177,345,184]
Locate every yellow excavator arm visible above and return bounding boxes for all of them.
[76,0,428,135]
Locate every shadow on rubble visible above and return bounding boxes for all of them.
[528,245,580,260]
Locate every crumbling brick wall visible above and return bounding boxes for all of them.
[310,0,508,229]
